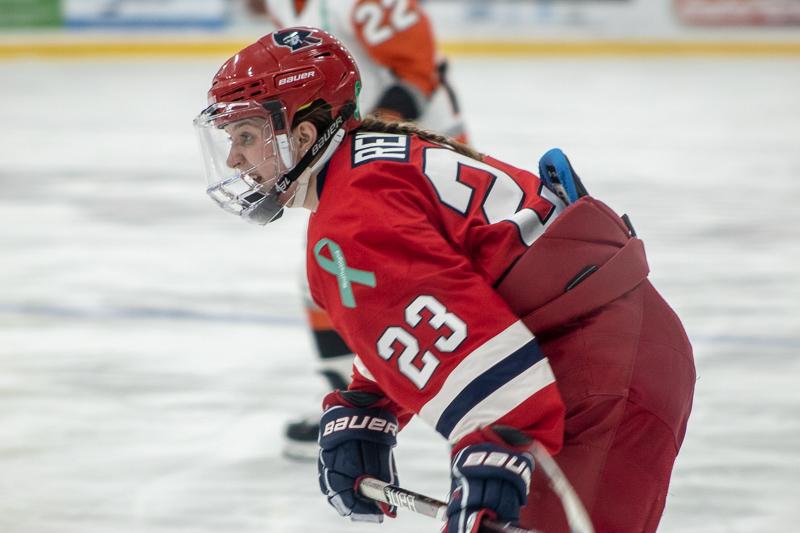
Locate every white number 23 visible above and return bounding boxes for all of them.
[376,295,467,389]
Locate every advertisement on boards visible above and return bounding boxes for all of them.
[0,0,61,28]
[62,0,227,29]
[675,0,800,25]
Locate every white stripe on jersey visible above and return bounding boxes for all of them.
[446,358,556,444]
[353,354,377,382]
[417,321,539,430]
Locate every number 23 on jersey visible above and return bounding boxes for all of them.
[377,295,466,389]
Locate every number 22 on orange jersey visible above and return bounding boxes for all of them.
[353,0,421,45]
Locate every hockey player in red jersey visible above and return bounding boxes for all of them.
[245,0,469,455]
[194,27,695,533]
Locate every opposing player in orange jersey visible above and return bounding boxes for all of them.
[249,0,466,138]
[246,0,469,457]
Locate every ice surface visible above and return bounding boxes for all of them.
[0,56,798,532]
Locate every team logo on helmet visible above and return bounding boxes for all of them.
[273,29,322,52]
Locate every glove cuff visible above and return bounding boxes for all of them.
[451,425,533,456]
[323,389,402,410]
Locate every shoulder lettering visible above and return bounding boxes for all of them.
[352,131,410,166]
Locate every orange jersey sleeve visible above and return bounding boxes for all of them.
[350,0,438,96]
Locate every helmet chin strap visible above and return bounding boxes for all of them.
[287,127,346,210]
[270,103,354,204]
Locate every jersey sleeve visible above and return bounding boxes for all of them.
[350,0,438,97]
[307,160,565,453]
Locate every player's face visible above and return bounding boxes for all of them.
[224,117,278,186]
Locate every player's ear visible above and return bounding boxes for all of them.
[293,121,318,157]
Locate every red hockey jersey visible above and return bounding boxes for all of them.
[306,131,568,451]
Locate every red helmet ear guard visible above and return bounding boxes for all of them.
[208,26,362,133]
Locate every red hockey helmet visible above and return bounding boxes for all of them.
[194,27,361,224]
[208,27,361,131]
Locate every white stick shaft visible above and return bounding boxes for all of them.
[357,477,446,520]
[357,477,538,533]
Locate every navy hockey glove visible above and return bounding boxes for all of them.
[318,390,399,523]
[538,148,588,205]
[445,428,534,533]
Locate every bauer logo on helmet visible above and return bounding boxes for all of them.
[276,69,318,88]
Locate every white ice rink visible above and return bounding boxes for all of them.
[1,54,799,533]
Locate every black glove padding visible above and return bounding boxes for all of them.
[318,398,399,523]
[445,441,534,533]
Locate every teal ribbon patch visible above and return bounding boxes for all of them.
[313,238,376,308]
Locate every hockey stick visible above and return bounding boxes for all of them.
[357,442,594,533]
[357,476,539,533]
